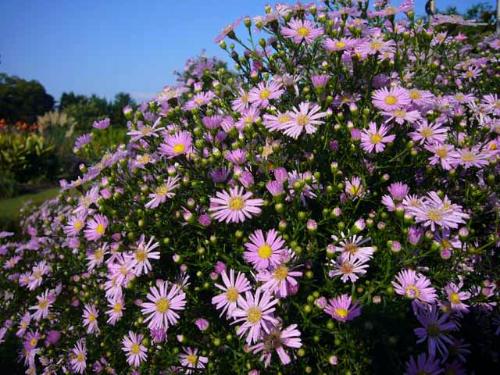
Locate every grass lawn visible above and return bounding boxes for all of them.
[0,187,59,230]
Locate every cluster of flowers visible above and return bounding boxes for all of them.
[0,1,499,374]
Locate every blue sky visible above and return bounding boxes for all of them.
[0,0,494,102]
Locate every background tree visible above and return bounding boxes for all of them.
[0,73,54,123]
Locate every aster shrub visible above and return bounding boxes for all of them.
[1,1,500,374]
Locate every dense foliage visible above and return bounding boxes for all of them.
[0,73,55,124]
[0,1,499,374]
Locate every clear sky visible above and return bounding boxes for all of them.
[0,0,494,102]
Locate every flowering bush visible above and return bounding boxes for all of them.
[1,1,499,374]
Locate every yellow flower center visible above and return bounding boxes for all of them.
[335,308,348,319]
[95,248,104,261]
[340,262,354,274]
[465,71,474,78]
[450,292,461,304]
[344,243,359,255]
[436,147,448,158]
[427,208,443,222]
[394,109,406,118]
[420,127,433,138]
[173,143,186,154]
[140,127,152,136]
[370,133,382,144]
[88,313,96,322]
[370,41,382,51]
[278,114,291,123]
[336,41,346,49]
[113,302,123,313]
[73,220,83,231]
[156,184,169,196]
[226,287,239,302]
[461,151,475,162]
[274,265,289,281]
[187,354,198,365]
[297,26,310,37]
[405,284,420,299]
[228,197,245,211]
[131,343,141,355]
[138,154,150,164]
[384,95,397,105]
[39,299,49,309]
[258,244,273,259]
[30,338,38,347]
[409,90,421,100]
[135,249,147,262]
[96,223,105,235]
[259,88,270,100]
[247,307,262,323]
[155,298,170,313]
[76,353,85,362]
[296,114,309,127]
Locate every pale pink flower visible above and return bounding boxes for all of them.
[360,122,395,153]
[243,229,288,270]
[179,347,208,374]
[141,280,187,330]
[281,18,323,44]
[232,289,279,344]
[122,331,147,367]
[212,269,251,318]
[209,187,264,223]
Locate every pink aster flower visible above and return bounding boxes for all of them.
[328,256,369,283]
[278,102,327,139]
[184,91,215,110]
[382,182,410,211]
[324,37,355,52]
[145,176,181,209]
[257,257,303,298]
[324,294,361,322]
[209,186,264,223]
[444,282,471,313]
[425,143,458,170]
[281,18,323,44]
[345,176,365,199]
[408,89,435,108]
[141,279,187,330]
[106,297,125,325]
[414,304,458,357]
[84,214,109,241]
[250,324,302,367]
[372,86,411,111]
[127,119,164,141]
[130,235,160,276]
[360,122,395,153]
[82,304,100,335]
[455,147,491,169]
[92,118,110,129]
[357,37,396,58]
[232,88,250,112]
[122,331,147,367]
[179,347,208,374]
[382,108,422,125]
[159,131,193,158]
[244,229,288,270]
[64,213,87,236]
[86,243,108,271]
[409,121,448,145]
[232,288,279,344]
[392,269,437,304]
[212,269,251,318]
[17,312,31,337]
[27,260,50,291]
[330,233,374,262]
[407,192,469,231]
[248,81,284,108]
[70,339,87,374]
[29,289,54,321]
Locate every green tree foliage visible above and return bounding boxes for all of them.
[0,73,54,123]
[59,91,134,130]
